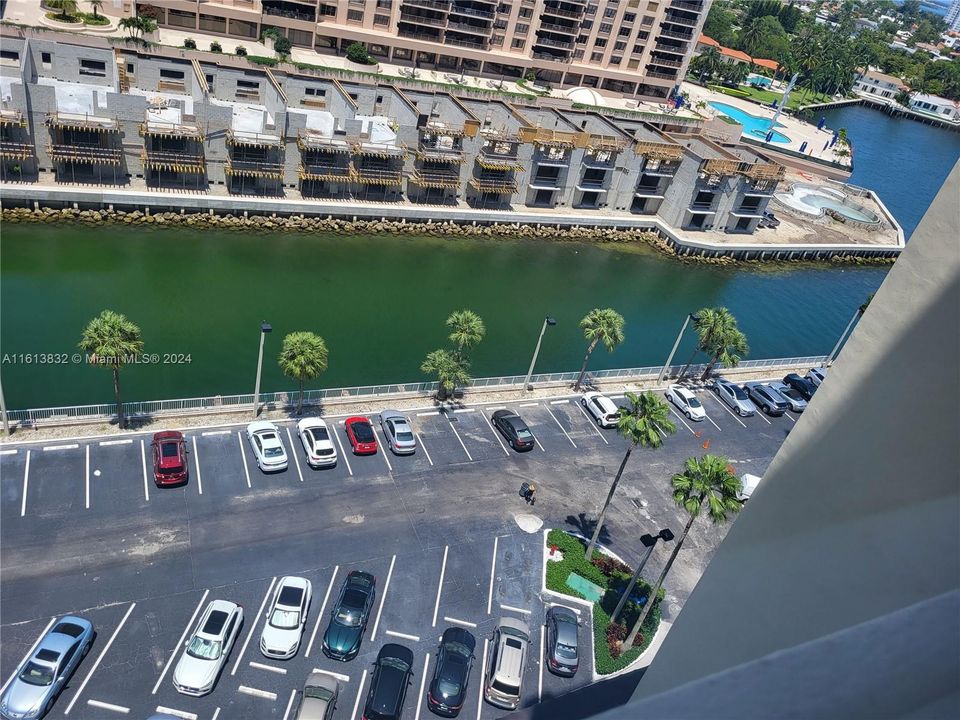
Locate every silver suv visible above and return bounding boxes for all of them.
[484,617,530,710]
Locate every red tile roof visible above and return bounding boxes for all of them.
[698,34,721,47]
[721,47,752,63]
[752,57,779,71]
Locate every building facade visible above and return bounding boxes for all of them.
[107,0,712,100]
[852,69,907,100]
[0,29,786,236]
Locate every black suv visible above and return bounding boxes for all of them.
[363,643,413,720]
[783,373,817,401]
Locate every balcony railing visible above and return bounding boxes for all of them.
[417,144,465,163]
[447,20,492,34]
[532,51,571,62]
[647,56,684,68]
[398,28,444,41]
[670,0,703,11]
[401,0,451,9]
[530,175,561,187]
[658,28,693,40]
[262,5,316,22]
[539,21,579,35]
[654,42,687,54]
[534,36,573,49]
[141,149,206,172]
[0,140,34,160]
[646,70,679,80]
[225,158,285,179]
[690,202,717,211]
[469,177,519,193]
[541,5,583,20]
[410,169,461,188]
[448,5,494,19]
[399,12,448,27]
[664,12,700,27]
[298,163,353,181]
[352,166,405,185]
[48,144,122,164]
[444,35,489,49]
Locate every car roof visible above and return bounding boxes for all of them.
[298,417,328,429]
[548,605,578,623]
[347,570,375,587]
[673,386,694,398]
[201,600,239,634]
[441,626,476,651]
[305,671,339,693]
[380,409,404,420]
[378,642,414,666]
[590,394,618,409]
[278,575,310,590]
[345,416,370,425]
[492,409,515,419]
[498,616,531,637]
[153,430,183,442]
[248,420,278,433]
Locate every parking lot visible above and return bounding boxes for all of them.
[0,380,799,719]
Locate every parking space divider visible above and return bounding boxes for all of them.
[19,449,30,517]
[574,401,610,444]
[431,545,449,628]
[192,436,203,495]
[231,576,278,675]
[153,589,210,694]
[64,602,136,714]
[480,412,510,456]
[476,638,489,720]
[282,688,298,720]
[350,669,368,720]
[237,431,252,488]
[285,427,305,482]
[415,653,430,720]
[0,615,54,694]
[370,554,396,642]
[140,439,150,501]
[305,565,339,658]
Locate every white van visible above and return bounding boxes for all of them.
[739,474,762,501]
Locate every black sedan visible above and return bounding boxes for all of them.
[364,643,414,720]
[545,606,580,677]
[491,410,535,451]
[783,373,818,401]
[428,627,476,717]
[322,570,376,661]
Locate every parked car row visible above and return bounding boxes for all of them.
[709,368,825,418]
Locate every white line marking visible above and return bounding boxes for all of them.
[282,689,297,720]
[201,430,231,436]
[481,412,510,456]
[518,402,539,408]
[0,616,54,694]
[416,432,434,466]
[417,411,440,417]
[488,405,507,411]
[310,668,350,683]
[351,669,368,720]
[443,616,477,628]
[98,439,132,446]
[85,445,90,509]
[283,688,297,720]
[305,566,339,658]
[140,439,150,502]
[453,408,476,413]
[153,590,210,694]
[43,443,78,451]
[385,630,421,642]
[545,406,577,448]
[415,653,430,720]
[753,405,772,425]
[785,412,797,423]
[370,554,396,641]
[704,392,747,428]
[155,707,197,720]
[538,621,545,702]
[238,685,277,701]
[232,577,278,675]
[432,545,449,627]
[547,602,582,615]
[0,448,17,455]
[211,708,221,720]
[332,424,353,476]
[371,425,393,473]
[533,431,546,452]
[86,699,130,714]
[19,450,30,517]
[704,412,723,432]
[65,602,136,714]
[487,536,498,615]
[238,431,252,487]
[476,639,488,720]
[575,401,609,444]
[250,661,287,674]
[192,436,203,496]
[286,427,305,482]
[445,415,473,461]
[669,407,696,436]
[499,604,531,615]
[550,399,570,405]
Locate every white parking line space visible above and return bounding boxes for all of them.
[481,413,510,456]
[538,622,545,702]
[574,401,609,444]
[310,668,350,683]
[545,406,577,448]
[443,616,478,628]
[153,590,210,694]
[331,424,354,476]
[704,412,723,432]
[499,603,531,615]
[286,427,305,482]
[476,639,489,720]
[416,432,434,466]
[231,576,278,675]
[518,402,539,408]
[0,616,55,694]
[249,661,286,674]
[370,425,393,473]
[155,706,197,720]
[238,685,277,701]
[192,436,204,496]
[305,566,339,658]
[453,408,476,414]
[785,412,797,423]
[669,407,697,436]
[282,688,298,720]
[432,545,449,627]
[487,536,498,615]
[212,706,221,720]
[43,443,78,451]
[140,439,150,502]
[370,554,396,641]
[550,399,570,405]
[86,699,130,714]
[0,448,17,455]
[85,445,90,509]
[98,439,132,446]
[65,602,137,714]
[385,630,420,642]
[415,653,430,720]
[445,415,473,461]
[417,411,440,417]
[753,406,773,425]
[703,392,748,428]
[351,669,368,720]
[19,450,30,517]
[201,430,232,436]
[237,431,252,487]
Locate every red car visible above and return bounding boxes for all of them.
[344,416,377,455]
[151,430,189,486]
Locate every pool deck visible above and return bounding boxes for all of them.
[682,83,853,169]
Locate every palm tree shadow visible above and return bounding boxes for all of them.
[565,512,612,546]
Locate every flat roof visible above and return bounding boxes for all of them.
[458,99,526,134]
[403,90,470,126]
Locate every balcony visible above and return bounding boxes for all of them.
[402,0,451,8]
[227,129,283,148]
[141,149,205,173]
[48,143,122,165]
[532,51,571,62]
[225,158,284,179]
[470,177,519,193]
[447,20,492,35]
[398,28,444,41]
[634,142,684,162]
[448,5,494,20]
[0,140,34,160]
[399,12,448,27]
[689,202,717,213]
[647,55,683,68]
[351,165,404,185]
[141,119,204,140]
[541,5,583,20]
[410,169,461,188]
[664,12,700,27]
[539,21,578,35]
[262,4,316,22]
[654,42,687,54]
[534,36,573,49]
[670,0,703,11]
[658,28,693,41]
[445,35,489,49]
[298,162,353,181]
[646,70,678,80]
[0,109,26,127]
[417,143,465,163]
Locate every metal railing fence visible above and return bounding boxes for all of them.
[5,356,829,427]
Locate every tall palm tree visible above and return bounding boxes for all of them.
[277,331,328,415]
[87,0,104,18]
[78,310,144,429]
[625,455,742,645]
[421,349,471,401]
[691,46,722,82]
[446,309,485,358]
[700,326,748,381]
[574,308,625,391]
[679,307,741,379]
[47,0,78,20]
[584,391,676,561]
[737,17,766,58]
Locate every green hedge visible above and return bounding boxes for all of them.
[246,55,278,67]
[709,85,751,98]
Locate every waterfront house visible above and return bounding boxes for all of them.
[908,93,960,122]
[458,99,527,210]
[853,70,908,101]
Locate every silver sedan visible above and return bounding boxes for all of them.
[379,410,417,455]
[711,377,755,417]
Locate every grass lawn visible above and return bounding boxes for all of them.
[739,85,834,109]
[545,529,663,675]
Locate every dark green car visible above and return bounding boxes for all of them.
[321,571,377,661]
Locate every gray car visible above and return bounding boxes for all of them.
[545,606,580,677]
[711,377,755,417]
[769,381,808,413]
[379,410,417,455]
[743,382,790,417]
[295,672,339,720]
[0,616,94,720]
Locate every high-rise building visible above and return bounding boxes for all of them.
[117,1,711,100]
[946,0,960,32]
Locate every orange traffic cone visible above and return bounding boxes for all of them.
[694,431,702,438]
[702,439,711,450]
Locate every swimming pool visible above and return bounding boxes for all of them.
[775,183,881,224]
[708,101,791,144]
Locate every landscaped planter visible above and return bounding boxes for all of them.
[344,59,380,73]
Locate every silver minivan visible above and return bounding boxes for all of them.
[484,617,530,710]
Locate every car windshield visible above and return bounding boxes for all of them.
[556,642,578,660]
[782,388,803,401]
[438,678,461,696]
[336,590,367,626]
[352,422,374,442]
[264,446,284,458]
[731,385,749,400]
[446,641,472,658]
[395,430,414,442]
[304,686,335,701]
[18,661,54,686]
[186,635,221,660]
[687,396,703,409]
[516,428,533,440]
[309,427,329,443]
[270,608,300,629]
[492,679,519,695]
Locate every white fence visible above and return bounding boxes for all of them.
[5,356,829,427]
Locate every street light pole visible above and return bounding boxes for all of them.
[827,306,864,366]
[658,313,695,383]
[0,373,9,436]
[522,316,556,392]
[612,528,674,624]
[252,322,272,418]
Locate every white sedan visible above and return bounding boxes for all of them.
[666,385,706,421]
[808,367,827,387]
[260,576,312,660]
[297,418,338,468]
[247,420,288,472]
[581,391,620,428]
[173,600,243,696]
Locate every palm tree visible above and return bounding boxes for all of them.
[700,326,748,381]
[421,349,471,401]
[574,308,625,391]
[679,307,730,378]
[584,391,676,561]
[78,310,144,429]
[47,0,78,20]
[87,0,103,18]
[737,17,766,58]
[624,455,742,646]
[446,309,485,358]
[691,47,722,82]
[277,331,328,415]
[119,14,156,40]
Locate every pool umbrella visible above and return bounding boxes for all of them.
[829,131,838,147]
[818,117,826,130]
[799,141,808,153]
[765,130,775,142]
[674,95,684,109]
[823,140,830,151]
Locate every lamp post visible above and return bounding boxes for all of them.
[252,322,272,418]
[0,373,9,436]
[658,313,697,383]
[522,315,556,392]
[612,528,674,624]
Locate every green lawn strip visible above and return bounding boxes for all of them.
[545,529,662,675]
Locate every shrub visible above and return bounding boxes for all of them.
[235,46,247,56]
[209,41,222,53]
[246,55,278,67]
[183,37,196,49]
[273,35,292,56]
[346,41,374,65]
[591,554,632,577]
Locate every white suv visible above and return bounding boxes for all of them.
[666,385,706,421]
[484,617,530,710]
[581,392,620,428]
[173,600,243,696]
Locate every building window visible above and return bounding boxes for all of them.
[516,23,528,34]
[642,15,654,25]
[519,7,533,18]
[305,87,327,96]
[577,35,588,44]
[205,74,215,86]
[377,0,392,8]
[604,8,616,18]
[167,9,196,29]
[599,23,612,33]
[0,50,18,64]
[370,44,389,56]
[289,28,312,47]
[591,51,604,61]
[581,20,593,29]
[238,79,260,89]
[41,51,52,67]
[632,44,644,54]
[230,18,257,38]
[511,38,525,49]
[594,38,606,47]
[614,41,626,50]
[347,9,364,22]
[638,31,649,39]
[160,68,185,80]
[627,58,639,69]
[583,75,598,87]
[79,58,107,77]
[610,56,622,64]
[495,19,508,29]
[374,14,390,26]
[393,47,412,60]
[198,13,226,33]
[624,13,635,22]
[586,4,597,15]
[321,4,337,15]
[573,50,584,59]
[618,26,631,36]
